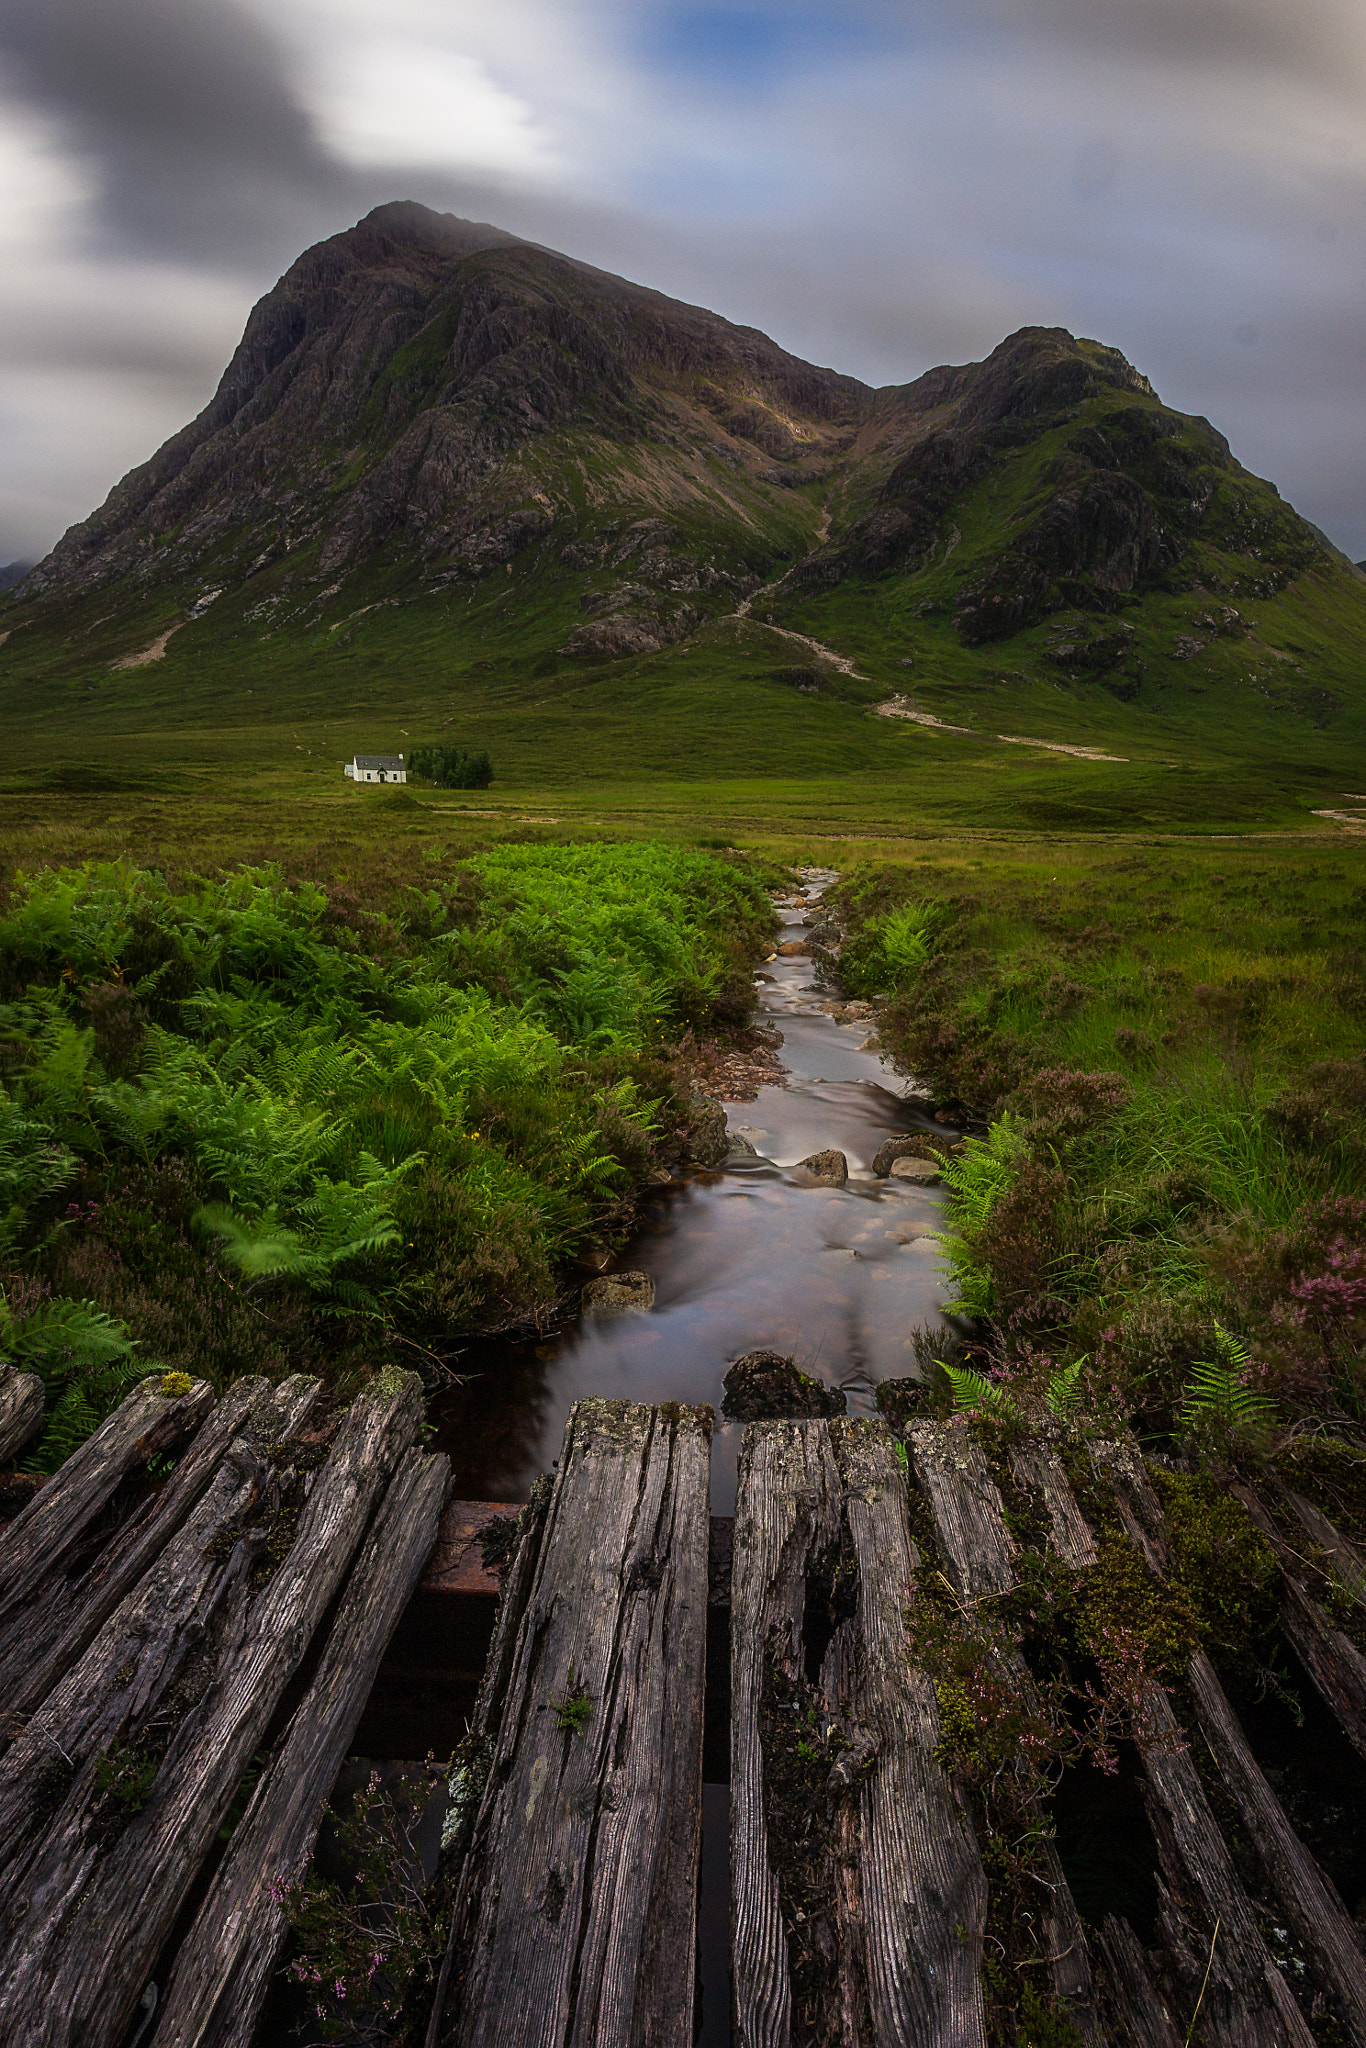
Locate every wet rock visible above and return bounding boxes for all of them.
[796,1148,848,1186]
[872,1134,942,1177]
[575,1245,613,1272]
[891,1158,942,1185]
[582,1270,655,1315]
[722,1350,847,1421]
[776,940,809,957]
[842,1000,874,1020]
[683,1094,731,1168]
[933,1108,959,1125]
[727,1131,759,1159]
[859,1035,882,1052]
[875,1377,925,1430]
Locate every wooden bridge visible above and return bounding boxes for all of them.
[2,1378,1366,2045]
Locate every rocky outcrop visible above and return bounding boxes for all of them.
[721,1351,846,1421]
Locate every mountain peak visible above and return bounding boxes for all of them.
[9,207,1347,707]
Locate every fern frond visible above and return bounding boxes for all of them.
[1046,1359,1087,1415]
[1179,1326,1276,1439]
[941,1361,1019,1420]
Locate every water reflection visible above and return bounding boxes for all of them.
[430,874,953,1511]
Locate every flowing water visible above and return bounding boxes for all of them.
[432,869,955,1511]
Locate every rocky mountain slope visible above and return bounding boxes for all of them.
[5,200,1364,741]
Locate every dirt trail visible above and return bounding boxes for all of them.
[731,506,864,675]
[112,625,181,669]
[729,513,1129,761]
[876,695,1127,761]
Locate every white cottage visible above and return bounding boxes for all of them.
[343,753,407,784]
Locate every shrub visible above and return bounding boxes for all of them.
[1016,1067,1131,1138]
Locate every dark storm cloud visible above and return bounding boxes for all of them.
[0,0,348,264]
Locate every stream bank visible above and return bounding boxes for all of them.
[431,868,958,1512]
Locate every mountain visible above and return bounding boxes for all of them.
[4,199,1365,807]
[0,562,33,593]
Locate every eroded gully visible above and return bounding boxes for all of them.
[431,869,955,1514]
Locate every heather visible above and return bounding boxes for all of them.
[0,844,771,1466]
[829,846,1366,1440]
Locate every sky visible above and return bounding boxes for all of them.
[1,0,1363,565]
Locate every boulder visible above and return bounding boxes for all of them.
[721,1350,847,1421]
[891,1158,942,1186]
[582,1271,655,1315]
[683,1094,730,1168]
[795,1149,848,1186]
[727,1131,759,1159]
[872,1134,941,1177]
[859,1035,882,1052]
[776,940,809,957]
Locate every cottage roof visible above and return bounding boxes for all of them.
[353,754,405,769]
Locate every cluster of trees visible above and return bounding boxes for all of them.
[407,745,493,789]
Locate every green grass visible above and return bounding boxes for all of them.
[828,837,1366,1437]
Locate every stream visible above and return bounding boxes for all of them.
[432,868,955,1511]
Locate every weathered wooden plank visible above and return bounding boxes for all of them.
[0,1370,424,2048]
[1136,1681,1314,2047]
[1095,1915,1181,2048]
[1231,1481,1366,1762]
[1075,1446,1317,2046]
[420,1498,520,1595]
[0,1365,43,1467]
[0,1376,319,1733]
[149,1444,452,2048]
[730,1419,842,2048]
[437,1399,711,2048]
[1008,1440,1097,1567]
[904,1420,1102,2041]
[729,1419,988,2048]
[1187,1648,1366,2044]
[0,1373,214,1621]
[425,1485,554,2048]
[830,1417,989,2048]
[906,1420,1015,1597]
[1277,1484,1366,1607]
[0,1376,325,1882]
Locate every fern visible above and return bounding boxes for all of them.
[0,1089,78,1255]
[1179,1327,1276,1443]
[935,1116,1030,1316]
[1046,1359,1087,1415]
[0,1287,155,1473]
[941,1361,1019,1420]
[941,1355,1087,1422]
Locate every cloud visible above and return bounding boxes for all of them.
[1,0,1364,564]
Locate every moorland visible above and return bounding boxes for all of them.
[1,195,1363,1481]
